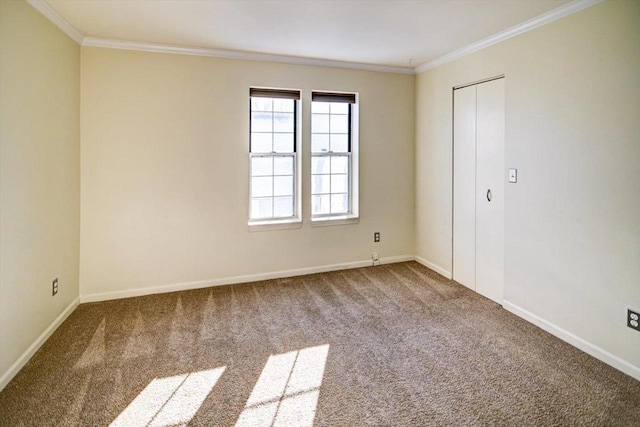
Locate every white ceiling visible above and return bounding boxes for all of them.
[45,0,573,70]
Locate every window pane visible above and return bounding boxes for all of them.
[312,114,330,133]
[249,96,299,222]
[251,198,273,219]
[331,174,349,193]
[311,175,330,195]
[331,193,349,214]
[251,133,272,153]
[274,176,293,196]
[273,133,294,152]
[251,112,272,132]
[330,114,349,134]
[273,99,294,113]
[331,156,349,174]
[274,112,294,133]
[311,134,329,153]
[330,103,348,114]
[274,196,294,217]
[274,156,293,175]
[312,156,330,175]
[312,102,330,113]
[309,98,355,220]
[251,98,272,112]
[330,134,348,152]
[251,157,273,177]
[312,195,330,215]
[252,177,273,197]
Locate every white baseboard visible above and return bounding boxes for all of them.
[414,256,452,279]
[0,297,80,391]
[80,255,415,303]
[380,255,415,265]
[503,300,640,381]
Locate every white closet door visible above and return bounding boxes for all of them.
[453,85,477,290]
[475,78,505,303]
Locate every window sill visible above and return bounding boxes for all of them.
[248,218,302,232]
[311,215,359,227]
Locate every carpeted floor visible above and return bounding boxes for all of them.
[1,262,638,426]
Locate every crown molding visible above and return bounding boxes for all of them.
[414,0,604,74]
[26,0,603,76]
[26,0,84,44]
[82,37,415,75]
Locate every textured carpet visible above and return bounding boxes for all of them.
[1,262,638,426]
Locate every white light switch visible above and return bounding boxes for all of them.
[508,169,517,183]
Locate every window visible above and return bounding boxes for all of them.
[311,92,358,221]
[249,88,301,225]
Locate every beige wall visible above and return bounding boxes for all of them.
[415,0,640,367]
[0,0,80,378]
[80,47,415,297]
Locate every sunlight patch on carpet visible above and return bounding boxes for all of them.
[110,367,225,427]
[235,344,330,427]
[74,318,105,369]
[123,312,155,359]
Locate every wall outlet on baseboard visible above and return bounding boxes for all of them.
[52,278,58,296]
[628,309,639,331]
[372,252,380,266]
[374,232,380,242]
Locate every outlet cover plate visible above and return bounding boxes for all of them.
[628,309,640,331]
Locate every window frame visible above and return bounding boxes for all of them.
[248,88,302,230]
[310,91,359,225]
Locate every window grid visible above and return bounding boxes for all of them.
[311,154,350,215]
[311,102,352,216]
[249,96,297,221]
[250,154,296,220]
[249,98,296,154]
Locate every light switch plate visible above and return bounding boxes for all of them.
[508,169,517,183]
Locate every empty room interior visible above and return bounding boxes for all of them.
[1,0,639,425]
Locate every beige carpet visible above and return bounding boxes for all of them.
[1,262,638,426]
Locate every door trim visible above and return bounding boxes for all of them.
[453,74,505,91]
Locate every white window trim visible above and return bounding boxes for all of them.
[248,89,302,230]
[311,215,359,227]
[248,217,303,232]
[310,92,359,224]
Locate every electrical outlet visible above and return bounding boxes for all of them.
[374,232,380,242]
[628,309,640,331]
[52,278,58,296]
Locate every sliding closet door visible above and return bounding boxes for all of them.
[453,85,476,290]
[475,79,505,303]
